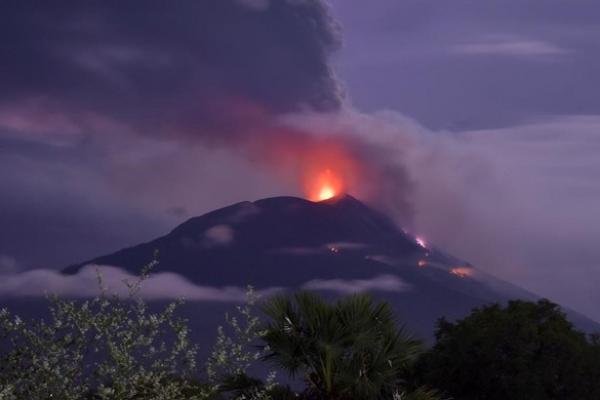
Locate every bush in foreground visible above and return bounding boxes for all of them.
[417,299,600,400]
[0,273,439,400]
[8,260,599,399]
[262,292,439,400]
[0,263,200,399]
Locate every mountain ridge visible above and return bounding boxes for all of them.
[61,194,600,338]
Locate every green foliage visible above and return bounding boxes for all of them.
[25,260,600,400]
[417,299,600,400]
[261,292,438,400]
[0,258,200,400]
[205,286,278,400]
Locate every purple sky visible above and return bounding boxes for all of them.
[1,0,599,320]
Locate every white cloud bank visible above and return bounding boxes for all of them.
[0,265,280,302]
[0,265,411,301]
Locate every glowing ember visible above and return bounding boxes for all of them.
[450,267,473,278]
[415,237,427,248]
[417,259,427,268]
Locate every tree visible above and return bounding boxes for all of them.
[261,292,438,400]
[0,259,201,400]
[0,261,443,399]
[417,299,600,400]
[204,286,280,400]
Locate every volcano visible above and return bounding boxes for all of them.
[61,195,599,339]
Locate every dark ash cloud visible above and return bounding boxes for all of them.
[0,0,342,139]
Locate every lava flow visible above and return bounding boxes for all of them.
[450,267,474,278]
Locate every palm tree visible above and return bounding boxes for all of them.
[261,292,436,400]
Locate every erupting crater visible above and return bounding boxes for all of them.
[305,168,345,202]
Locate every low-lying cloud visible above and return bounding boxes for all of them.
[0,265,280,302]
[204,225,235,247]
[0,266,414,300]
[302,274,411,294]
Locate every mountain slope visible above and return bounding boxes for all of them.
[63,195,600,339]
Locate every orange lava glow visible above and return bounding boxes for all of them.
[299,141,360,201]
[256,133,371,202]
[450,267,473,278]
[307,169,344,201]
[318,185,336,201]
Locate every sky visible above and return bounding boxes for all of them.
[1,0,599,320]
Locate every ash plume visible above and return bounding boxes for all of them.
[0,0,416,222]
[0,0,342,136]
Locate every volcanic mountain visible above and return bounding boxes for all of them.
[62,195,600,339]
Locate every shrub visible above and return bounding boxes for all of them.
[0,259,200,400]
[417,299,600,400]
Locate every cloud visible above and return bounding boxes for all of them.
[0,98,83,142]
[0,0,342,142]
[302,274,411,294]
[0,265,280,302]
[395,115,600,320]
[331,0,600,132]
[204,225,235,247]
[451,36,568,57]
[283,110,600,320]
